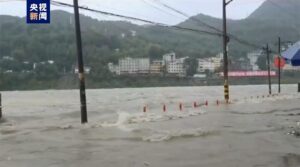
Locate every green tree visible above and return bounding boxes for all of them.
[148,44,165,61]
[184,58,198,76]
[257,56,267,70]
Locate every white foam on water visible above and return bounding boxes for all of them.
[96,109,206,131]
[142,128,217,142]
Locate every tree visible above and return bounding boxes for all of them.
[148,44,165,61]
[257,55,267,70]
[184,58,198,76]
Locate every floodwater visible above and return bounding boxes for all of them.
[0,85,300,167]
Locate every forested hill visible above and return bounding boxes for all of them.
[178,0,300,50]
[0,0,299,89]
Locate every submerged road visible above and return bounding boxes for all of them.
[0,85,300,167]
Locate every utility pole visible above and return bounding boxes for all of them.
[278,37,281,93]
[223,0,233,103]
[266,44,272,95]
[73,0,88,124]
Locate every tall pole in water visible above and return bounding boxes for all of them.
[266,44,272,95]
[73,0,88,123]
[278,37,281,93]
[223,0,232,103]
[0,93,2,120]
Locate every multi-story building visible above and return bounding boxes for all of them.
[197,54,223,73]
[163,52,176,63]
[167,61,186,76]
[137,58,150,74]
[108,58,150,75]
[197,59,214,72]
[119,58,138,74]
[150,60,163,74]
[108,53,187,77]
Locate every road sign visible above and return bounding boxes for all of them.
[274,56,285,68]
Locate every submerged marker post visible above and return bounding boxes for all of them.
[73,0,88,124]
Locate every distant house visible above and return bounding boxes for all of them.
[74,66,91,74]
[163,52,176,63]
[197,53,223,73]
[150,60,163,74]
[2,56,14,61]
[167,61,186,76]
[119,58,150,75]
[107,52,188,77]
[108,58,150,75]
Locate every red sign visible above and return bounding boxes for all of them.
[274,56,285,68]
[220,71,276,77]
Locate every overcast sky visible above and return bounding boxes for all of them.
[0,0,266,24]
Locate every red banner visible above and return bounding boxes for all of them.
[220,71,276,77]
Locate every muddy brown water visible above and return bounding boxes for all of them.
[0,85,300,167]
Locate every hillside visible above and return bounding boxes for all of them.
[0,0,300,89]
[177,0,300,50]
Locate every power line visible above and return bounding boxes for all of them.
[150,0,222,33]
[148,0,264,50]
[140,0,186,20]
[0,0,269,50]
[51,1,223,37]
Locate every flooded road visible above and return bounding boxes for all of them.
[0,85,300,167]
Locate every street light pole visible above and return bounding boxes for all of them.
[223,0,233,103]
[73,0,88,124]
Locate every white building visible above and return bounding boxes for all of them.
[137,58,150,74]
[108,62,120,75]
[74,66,91,74]
[167,61,186,77]
[198,59,213,72]
[150,60,163,74]
[109,58,150,75]
[197,54,223,73]
[163,52,176,63]
[247,50,263,71]
[119,58,138,74]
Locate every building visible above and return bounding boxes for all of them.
[247,50,264,71]
[108,62,120,75]
[197,59,215,72]
[119,58,138,74]
[74,66,91,74]
[107,53,187,77]
[108,58,150,75]
[150,60,163,74]
[167,61,186,76]
[137,58,150,74]
[197,54,223,73]
[163,52,176,63]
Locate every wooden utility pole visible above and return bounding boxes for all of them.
[223,0,233,103]
[266,44,272,95]
[73,0,88,123]
[278,37,281,93]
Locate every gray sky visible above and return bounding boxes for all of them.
[0,0,266,24]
